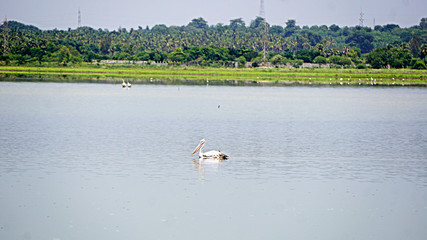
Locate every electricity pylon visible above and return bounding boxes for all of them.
[2,17,8,54]
[259,0,268,63]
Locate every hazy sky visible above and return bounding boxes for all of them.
[1,0,426,30]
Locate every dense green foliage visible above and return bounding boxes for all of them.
[1,17,427,68]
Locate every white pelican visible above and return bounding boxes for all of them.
[122,80,127,88]
[192,139,229,160]
[127,81,132,88]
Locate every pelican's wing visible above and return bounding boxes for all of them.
[202,150,229,159]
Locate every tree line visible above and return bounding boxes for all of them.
[1,17,427,69]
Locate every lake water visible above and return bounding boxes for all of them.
[0,81,426,240]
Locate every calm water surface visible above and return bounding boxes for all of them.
[0,82,426,240]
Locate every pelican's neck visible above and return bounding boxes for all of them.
[198,143,205,158]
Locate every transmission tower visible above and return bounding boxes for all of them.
[2,17,8,54]
[259,0,265,18]
[78,8,81,28]
[359,8,365,27]
[259,0,268,63]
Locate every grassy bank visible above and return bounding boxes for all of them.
[1,64,426,86]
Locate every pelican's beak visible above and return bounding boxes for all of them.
[192,142,202,155]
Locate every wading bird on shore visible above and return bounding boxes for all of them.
[192,138,229,160]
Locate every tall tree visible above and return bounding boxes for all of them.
[420,18,427,30]
[285,19,296,29]
[230,18,245,30]
[420,44,427,62]
[187,18,209,30]
[409,35,421,58]
[329,24,340,32]
[250,17,266,30]
[284,19,297,37]
[100,36,111,55]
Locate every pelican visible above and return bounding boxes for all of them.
[192,139,229,160]
[122,80,127,88]
[127,81,132,88]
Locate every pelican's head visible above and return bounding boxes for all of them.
[192,138,206,154]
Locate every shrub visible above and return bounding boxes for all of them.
[291,59,303,68]
[356,63,367,69]
[235,56,247,67]
[313,56,327,64]
[411,60,426,69]
[270,54,283,65]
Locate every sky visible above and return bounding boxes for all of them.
[1,0,426,30]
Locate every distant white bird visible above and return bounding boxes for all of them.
[192,138,228,160]
[122,80,126,88]
[127,81,132,88]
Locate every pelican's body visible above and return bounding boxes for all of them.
[192,139,228,160]
[127,81,132,88]
[122,80,127,88]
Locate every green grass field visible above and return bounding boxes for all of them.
[1,64,426,86]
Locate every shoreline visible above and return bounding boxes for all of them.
[1,65,426,86]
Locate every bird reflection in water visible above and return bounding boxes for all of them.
[192,158,226,180]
